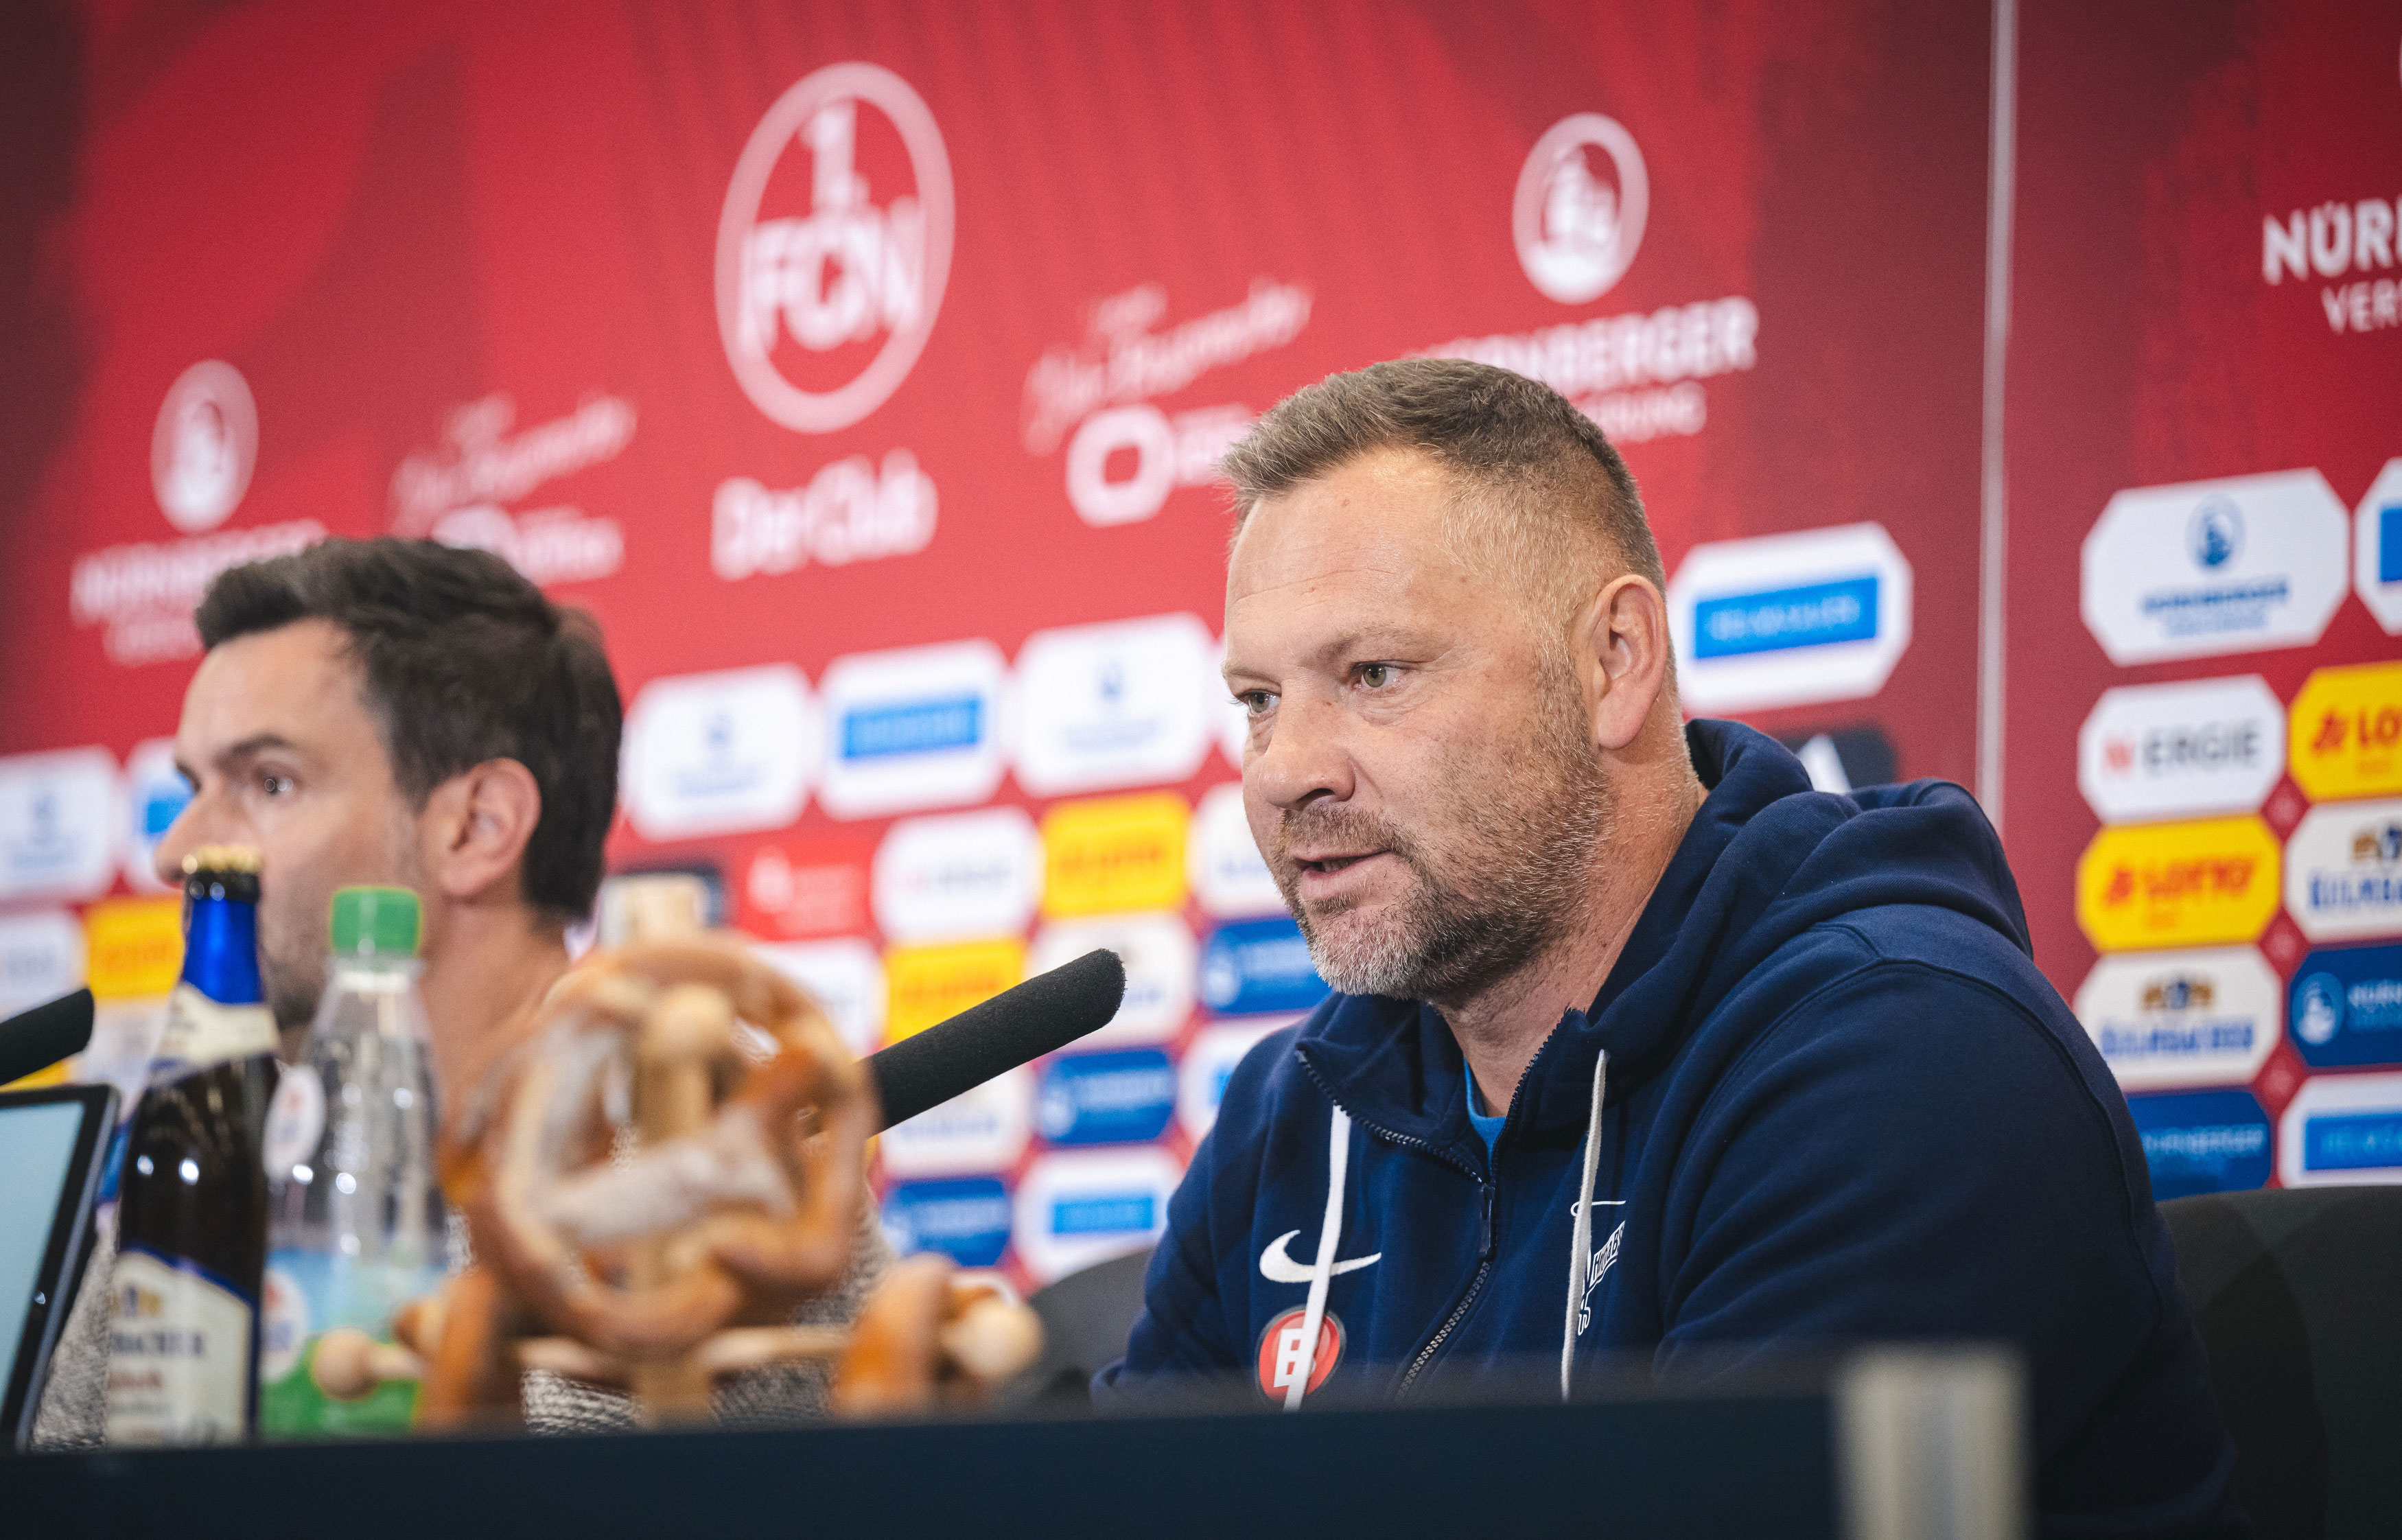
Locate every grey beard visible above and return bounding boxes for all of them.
[1275,703,1609,1005]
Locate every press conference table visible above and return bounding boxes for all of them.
[7,1349,2020,1540]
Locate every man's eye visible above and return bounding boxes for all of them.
[259,773,294,797]
[1358,664,1392,688]
[1239,691,1276,717]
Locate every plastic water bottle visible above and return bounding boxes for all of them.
[259,887,445,1438]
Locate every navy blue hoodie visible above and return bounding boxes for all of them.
[1099,721,2243,1537]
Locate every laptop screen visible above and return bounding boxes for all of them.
[0,1100,95,1396]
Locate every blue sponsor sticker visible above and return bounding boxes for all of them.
[1051,1191,1156,1236]
[840,695,983,761]
[881,1177,1012,1268]
[2301,1110,2402,1174]
[1037,1049,1176,1146]
[1692,574,1880,660]
[2290,944,2402,1069]
[1200,917,1329,1016]
[2381,504,2401,585]
[2125,1088,2272,1200]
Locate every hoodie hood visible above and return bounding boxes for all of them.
[1294,719,2031,1151]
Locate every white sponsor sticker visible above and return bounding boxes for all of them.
[2082,469,2351,664]
[2278,1069,2402,1187]
[622,666,817,840]
[2077,677,2286,825]
[1189,782,1283,918]
[1011,1147,1183,1285]
[0,748,121,905]
[1177,1016,1296,1141]
[2284,798,2402,943]
[1027,913,1197,1049]
[0,909,84,1018]
[716,63,953,434]
[872,807,1042,943]
[817,640,1010,819]
[1014,614,1217,795]
[2073,946,2281,1092]
[1665,524,1913,714]
[754,937,886,1059]
[121,738,189,894]
[878,1066,1033,1179]
[2356,458,2402,635]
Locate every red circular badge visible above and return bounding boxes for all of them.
[1255,1306,1343,1401]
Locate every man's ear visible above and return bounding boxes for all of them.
[1574,574,1675,754]
[421,758,542,905]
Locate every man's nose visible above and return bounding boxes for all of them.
[1247,693,1355,811]
[150,793,212,887]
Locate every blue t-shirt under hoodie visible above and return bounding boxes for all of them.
[1098,721,2243,1539]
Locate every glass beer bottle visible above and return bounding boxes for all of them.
[104,846,277,1445]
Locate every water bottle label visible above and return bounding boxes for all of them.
[255,1252,436,1438]
[262,1066,325,1178]
[104,1246,255,1445]
[150,982,277,1082]
[259,1265,308,1384]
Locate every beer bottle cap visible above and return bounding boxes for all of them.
[330,886,422,958]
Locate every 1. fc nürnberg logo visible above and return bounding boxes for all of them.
[716,62,955,434]
[151,360,257,533]
[1514,114,1648,305]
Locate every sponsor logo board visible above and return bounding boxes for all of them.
[2278,1070,2402,1186]
[1011,1147,1182,1283]
[2356,458,2402,634]
[1026,913,1196,1048]
[0,748,121,905]
[2077,677,2284,824]
[741,832,874,939]
[882,1177,1012,1268]
[883,937,1025,1043]
[716,62,953,434]
[0,911,84,1019]
[872,807,1042,943]
[2082,470,2350,664]
[1189,782,1283,918]
[2076,816,2282,953]
[1037,1049,1178,1146]
[122,737,191,893]
[879,1066,1033,1179]
[2127,1090,2273,1200]
[1178,1016,1297,1141]
[2290,944,2402,1070]
[1201,917,1330,1017]
[622,666,817,839]
[1664,524,1912,713]
[1041,793,1188,918]
[2283,800,2402,943]
[2073,947,2280,1091]
[82,896,183,1001]
[754,937,885,1059]
[817,640,1010,819]
[1014,615,1217,796]
[2288,661,2402,803]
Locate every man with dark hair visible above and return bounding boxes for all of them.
[1101,360,2243,1537]
[37,537,883,1444]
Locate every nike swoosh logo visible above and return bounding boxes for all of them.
[1259,1229,1383,1284]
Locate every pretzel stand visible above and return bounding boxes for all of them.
[323,883,1039,1429]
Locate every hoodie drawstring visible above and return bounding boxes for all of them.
[1286,1106,1353,1411]
[1560,1048,1609,1400]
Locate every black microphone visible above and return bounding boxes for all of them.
[0,988,95,1088]
[866,948,1126,1130]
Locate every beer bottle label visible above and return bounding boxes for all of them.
[150,982,278,1082]
[104,1246,256,1445]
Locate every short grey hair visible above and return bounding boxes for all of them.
[1220,358,1664,604]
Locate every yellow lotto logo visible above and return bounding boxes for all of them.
[2076,816,2282,952]
[1040,792,1189,918]
[2290,661,2402,802]
[883,937,1025,1043]
[83,896,184,1000]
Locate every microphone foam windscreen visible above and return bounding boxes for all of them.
[0,988,95,1088]
[868,948,1126,1131]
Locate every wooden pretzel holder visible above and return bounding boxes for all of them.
[386,931,1038,1428]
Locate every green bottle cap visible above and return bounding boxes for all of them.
[329,886,422,958]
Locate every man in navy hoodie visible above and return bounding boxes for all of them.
[1097,360,2243,1537]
